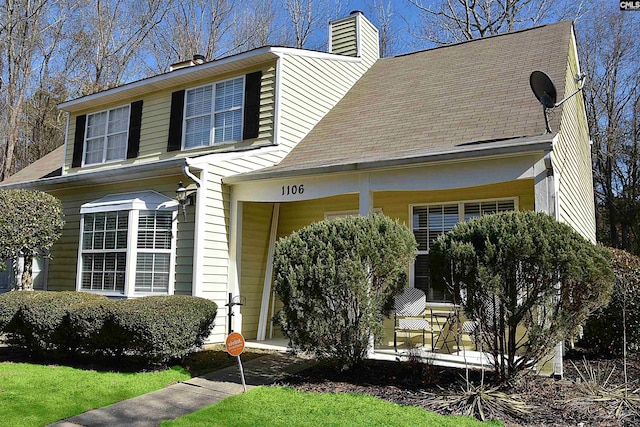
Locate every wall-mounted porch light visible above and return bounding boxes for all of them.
[176,181,196,221]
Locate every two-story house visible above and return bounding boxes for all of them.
[1,13,593,374]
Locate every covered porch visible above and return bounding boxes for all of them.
[224,150,553,365]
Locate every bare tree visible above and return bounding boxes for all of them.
[282,0,340,49]
[579,8,640,253]
[406,0,554,45]
[366,0,399,57]
[66,0,168,95]
[146,0,236,72]
[0,0,62,181]
[228,0,285,53]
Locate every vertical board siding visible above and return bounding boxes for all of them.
[555,35,596,242]
[63,63,277,174]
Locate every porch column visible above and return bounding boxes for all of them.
[359,172,373,216]
[535,153,563,378]
[227,196,243,334]
[257,203,280,340]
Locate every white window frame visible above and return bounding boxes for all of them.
[409,197,519,305]
[182,75,245,150]
[83,105,131,166]
[76,191,178,298]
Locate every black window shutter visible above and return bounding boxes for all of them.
[72,115,86,168]
[167,90,185,152]
[243,71,262,140]
[127,100,143,159]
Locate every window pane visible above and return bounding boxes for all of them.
[85,138,104,164]
[80,211,128,294]
[213,77,243,143]
[108,106,129,134]
[106,133,127,161]
[86,112,107,138]
[186,86,213,117]
[185,116,211,148]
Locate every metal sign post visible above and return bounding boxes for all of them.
[225,331,247,392]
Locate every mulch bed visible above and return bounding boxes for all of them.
[278,351,640,426]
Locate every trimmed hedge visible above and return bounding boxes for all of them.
[107,296,219,362]
[0,292,218,363]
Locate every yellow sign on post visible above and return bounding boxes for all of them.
[225,331,247,392]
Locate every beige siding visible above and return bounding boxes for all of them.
[358,13,380,66]
[45,175,194,295]
[277,14,378,151]
[239,202,274,340]
[278,55,371,150]
[555,33,596,242]
[251,180,534,341]
[63,62,277,174]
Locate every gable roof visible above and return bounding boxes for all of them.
[228,21,573,182]
[0,146,64,186]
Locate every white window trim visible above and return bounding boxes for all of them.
[408,196,519,305]
[182,75,246,150]
[83,104,131,166]
[76,191,178,298]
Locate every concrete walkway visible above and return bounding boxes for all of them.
[48,352,314,427]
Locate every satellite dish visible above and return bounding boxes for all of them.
[530,71,557,109]
[528,70,586,134]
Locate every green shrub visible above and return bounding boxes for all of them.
[106,296,218,363]
[6,291,106,353]
[2,292,217,362]
[579,248,640,356]
[274,214,416,368]
[64,298,117,355]
[0,291,42,333]
[429,211,614,382]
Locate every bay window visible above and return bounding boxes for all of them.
[78,191,178,297]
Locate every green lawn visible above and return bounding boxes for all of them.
[161,386,503,427]
[0,362,190,427]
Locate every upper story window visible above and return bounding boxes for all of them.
[71,100,143,169]
[183,77,244,149]
[166,71,262,153]
[84,105,130,165]
[78,191,178,297]
[411,198,517,303]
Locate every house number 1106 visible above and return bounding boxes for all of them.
[281,184,304,196]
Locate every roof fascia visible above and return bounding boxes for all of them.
[0,157,188,190]
[59,47,279,112]
[224,138,553,184]
[270,47,363,62]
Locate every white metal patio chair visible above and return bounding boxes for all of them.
[393,287,432,352]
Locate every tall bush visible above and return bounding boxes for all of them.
[0,189,64,290]
[579,248,640,355]
[429,211,614,381]
[274,214,416,368]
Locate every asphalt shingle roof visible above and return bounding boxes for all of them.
[266,21,572,174]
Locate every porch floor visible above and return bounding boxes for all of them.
[246,338,492,371]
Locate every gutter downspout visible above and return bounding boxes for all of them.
[549,135,564,379]
[182,161,205,298]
